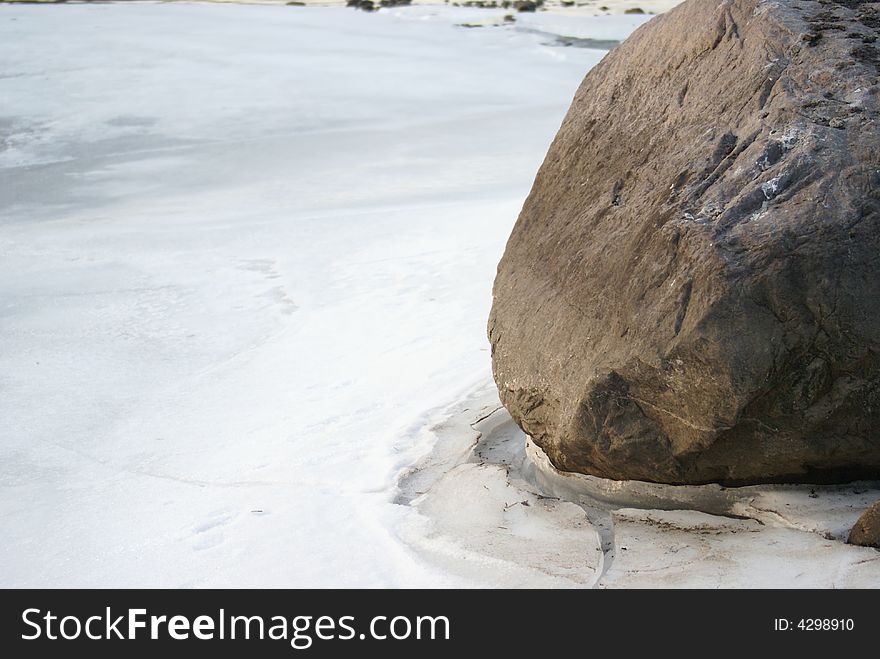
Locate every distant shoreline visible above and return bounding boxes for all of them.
[0,0,681,18]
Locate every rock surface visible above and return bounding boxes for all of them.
[489,0,880,484]
[849,501,880,547]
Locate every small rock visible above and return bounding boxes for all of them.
[848,501,880,548]
[513,0,541,12]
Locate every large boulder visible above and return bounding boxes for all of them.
[489,0,880,485]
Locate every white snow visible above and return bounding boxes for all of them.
[761,175,782,199]
[0,3,617,587]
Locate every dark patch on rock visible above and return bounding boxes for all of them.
[859,7,880,29]
[611,180,624,206]
[803,31,823,46]
[852,43,880,66]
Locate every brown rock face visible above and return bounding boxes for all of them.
[489,0,880,485]
[849,501,880,547]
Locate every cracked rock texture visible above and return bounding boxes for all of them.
[489,0,880,484]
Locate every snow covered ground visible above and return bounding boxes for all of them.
[3,3,877,589]
[0,2,630,587]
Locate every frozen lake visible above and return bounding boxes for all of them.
[0,3,629,586]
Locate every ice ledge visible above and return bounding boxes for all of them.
[396,382,880,587]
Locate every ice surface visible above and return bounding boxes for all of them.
[602,508,880,588]
[514,11,654,41]
[401,462,603,587]
[395,382,604,587]
[0,3,610,587]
